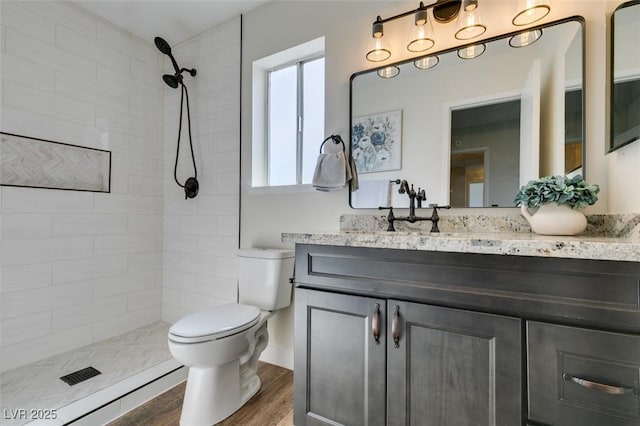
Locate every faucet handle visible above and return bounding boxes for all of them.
[417,188,426,201]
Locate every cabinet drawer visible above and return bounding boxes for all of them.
[527,321,640,426]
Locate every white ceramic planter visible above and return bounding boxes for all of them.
[520,203,587,236]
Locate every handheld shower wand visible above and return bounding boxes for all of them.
[155,36,199,199]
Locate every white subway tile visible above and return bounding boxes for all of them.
[127,214,162,234]
[1,52,55,93]
[177,253,216,276]
[98,66,159,104]
[197,235,238,257]
[130,58,161,84]
[0,324,93,373]
[3,79,96,126]
[126,252,162,273]
[128,175,163,197]
[197,194,239,216]
[94,270,160,299]
[53,214,127,237]
[1,236,93,266]
[216,215,239,236]
[97,20,158,69]
[162,268,198,292]
[0,1,55,44]
[18,1,96,40]
[0,281,92,319]
[2,186,94,213]
[92,306,160,342]
[214,172,241,195]
[56,25,129,73]
[1,262,52,293]
[53,120,111,151]
[94,193,161,215]
[55,71,128,114]
[198,18,240,58]
[164,214,215,235]
[51,294,126,333]
[215,256,238,279]
[5,27,96,80]
[1,213,52,239]
[1,311,51,346]
[94,233,159,256]
[127,288,162,311]
[163,232,198,253]
[52,255,127,284]
[0,107,55,139]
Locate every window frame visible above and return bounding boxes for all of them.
[265,55,324,187]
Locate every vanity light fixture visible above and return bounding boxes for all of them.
[366,16,392,62]
[457,43,485,59]
[407,3,436,52]
[512,0,551,26]
[377,65,401,78]
[366,0,463,62]
[454,0,486,40]
[509,29,542,47]
[414,55,439,70]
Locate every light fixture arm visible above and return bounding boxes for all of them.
[372,0,462,27]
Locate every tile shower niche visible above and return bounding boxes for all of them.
[0,132,111,193]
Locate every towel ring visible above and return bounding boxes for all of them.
[319,135,345,153]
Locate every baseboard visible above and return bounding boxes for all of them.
[260,343,293,370]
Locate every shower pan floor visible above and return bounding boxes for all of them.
[0,321,184,426]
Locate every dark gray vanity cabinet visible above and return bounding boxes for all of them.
[294,288,386,425]
[293,243,640,426]
[295,289,521,426]
[386,300,521,426]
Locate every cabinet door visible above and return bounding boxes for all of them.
[294,288,386,426]
[387,300,521,426]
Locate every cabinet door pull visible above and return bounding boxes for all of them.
[563,373,640,395]
[372,303,381,344]
[392,305,400,348]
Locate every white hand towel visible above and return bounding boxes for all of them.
[312,151,347,191]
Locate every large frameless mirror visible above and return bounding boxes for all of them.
[350,17,584,209]
[610,0,640,151]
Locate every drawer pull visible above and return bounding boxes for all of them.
[372,303,381,344]
[392,305,400,348]
[563,373,640,395]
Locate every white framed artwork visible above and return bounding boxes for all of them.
[351,109,402,173]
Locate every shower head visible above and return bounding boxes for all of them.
[154,36,172,55]
[163,74,181,89]
[154,36,180,74]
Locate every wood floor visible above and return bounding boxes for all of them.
[108,362,293,426]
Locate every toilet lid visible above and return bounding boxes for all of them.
[169,304,260,343]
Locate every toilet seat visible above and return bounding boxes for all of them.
[169,303,261,343]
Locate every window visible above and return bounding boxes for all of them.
[252,37,325,188]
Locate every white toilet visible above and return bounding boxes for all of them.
[168,248,294,426]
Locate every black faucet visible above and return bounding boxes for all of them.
[379,180,450,232]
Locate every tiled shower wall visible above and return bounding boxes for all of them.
[161,18,241,323]
[0,1,164,372]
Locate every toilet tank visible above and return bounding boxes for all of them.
[237,248,295,311]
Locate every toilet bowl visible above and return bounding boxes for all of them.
[168,248,294,426]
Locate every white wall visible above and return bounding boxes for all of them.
[0,1,164,372]
[241,0,640,368]
[161,18,241,324]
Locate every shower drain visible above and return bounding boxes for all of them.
[60,366,101,386]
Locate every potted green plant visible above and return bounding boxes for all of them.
[514,175,600,235]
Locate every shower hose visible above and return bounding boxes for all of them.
[175,82,199,199]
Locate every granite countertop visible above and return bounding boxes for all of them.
[281,230,640,262]
[282,212,640,262]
